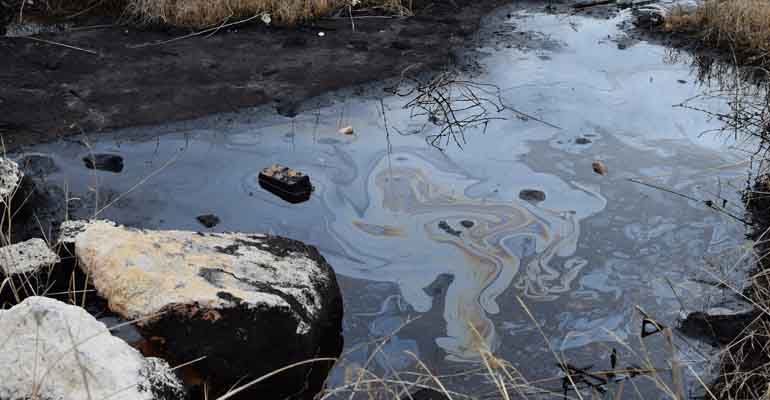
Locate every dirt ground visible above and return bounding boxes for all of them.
[0,0,528,151]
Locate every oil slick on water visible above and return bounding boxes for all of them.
[322,149,606,360]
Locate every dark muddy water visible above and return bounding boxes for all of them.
[20,10,757,397]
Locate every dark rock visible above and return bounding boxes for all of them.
[19,153,59,176]
[83,153,124,173]
[519,189,546,203]
[348,40,369,51]
[60,220,344,400]
[679,309,760,345]
[423,273,454,297]
[196,214,220,228]
[275,101,300,118]
[460,220,474,228]
[437,221,462,237]
[258,164,313,204]
[392,40,412,50]
[575,137,592,145]
[282,36,307,47]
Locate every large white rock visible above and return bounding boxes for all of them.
[59,219,343,399]
[0,296,185,400]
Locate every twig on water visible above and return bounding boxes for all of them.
[19,37,98,55]
[628,177,751,224]
[128,13,262,49]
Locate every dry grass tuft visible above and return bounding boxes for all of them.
[125,0,406,28]
[665,0,770,64]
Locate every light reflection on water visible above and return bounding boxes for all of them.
[18,9,757,396]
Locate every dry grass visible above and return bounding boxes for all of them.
[665,0,770,64]
[125,0,407,28]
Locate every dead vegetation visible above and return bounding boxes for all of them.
[5,0,411,28]
[665,0,770,66]
[678,50,770,399]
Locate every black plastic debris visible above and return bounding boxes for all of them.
[83,154,124,173]
[258,164,313,204]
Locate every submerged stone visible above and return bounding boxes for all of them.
[19,153,59,176]
[83,153,124,173]
[680,309,760,345]
[196,214,220,228]
[0,296,185,400]
[519,189,547,203]
[59,219,343,399]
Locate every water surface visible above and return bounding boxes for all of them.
[22,10,755,397]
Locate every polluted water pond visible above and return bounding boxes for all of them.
[18,9,759,398]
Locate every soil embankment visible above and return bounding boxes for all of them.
[0,0,510,151]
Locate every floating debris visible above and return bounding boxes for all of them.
[592,161,608,176]
[258,164,313,204]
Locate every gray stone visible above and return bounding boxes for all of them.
[0,238,59,276]
[0,157,21,202]
[59,219,343,399]
[0,296,185,400]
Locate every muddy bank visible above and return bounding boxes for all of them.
[0,0,518,151]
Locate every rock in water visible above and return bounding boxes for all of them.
[258,164,313,204]
[0,296,185,400]
[519,189,546,203]
[19,153,59,177]
[60,220,343,399]
[196,214,220,228]
[83,153,124,173]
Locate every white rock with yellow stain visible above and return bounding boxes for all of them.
[0,296,184,400]
[59,219,330,334]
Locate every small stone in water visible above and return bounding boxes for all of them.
[460,220,474,228]
[575,137,592,145]
[339,126,354,135]
[437,221,462,237]
[83,154,124,173]
[196,214,220,228]
[519,189,546,203]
